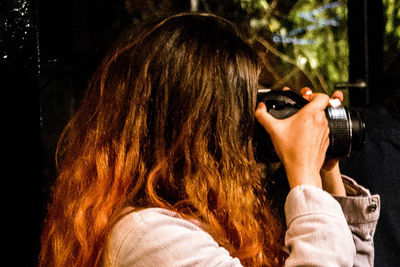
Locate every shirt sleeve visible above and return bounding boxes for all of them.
[284,184,356,267]
[332,176,380,267]
[104,208,243,267]
[105,179,378,267]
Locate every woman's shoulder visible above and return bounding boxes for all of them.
[112,207,205,236]
[108,207,210,249]
[104,207,241,266]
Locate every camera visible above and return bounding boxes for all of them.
[254,89,365,161]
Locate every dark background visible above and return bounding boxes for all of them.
[2,0,132,265]
[0,0,384,266]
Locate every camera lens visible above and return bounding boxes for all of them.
[325,106,365,158]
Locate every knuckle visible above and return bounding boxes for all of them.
[313,113,328,130]
[255,108,262,118]
[308,94,329,110]
[321,115,328,126]
[317,94,330,105]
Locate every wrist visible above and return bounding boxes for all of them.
[284,164,322,189]
[320,164,346,196]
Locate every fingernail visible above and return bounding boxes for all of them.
[329,98,341,107]
[283,86,290,91]
[305,89,312,95]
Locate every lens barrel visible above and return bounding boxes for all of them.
[325,106,365,158]
[326,107,351,157]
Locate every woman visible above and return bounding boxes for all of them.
[39,13,379,266]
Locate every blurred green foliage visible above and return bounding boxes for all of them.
[383,0,400,66]
[129,0,400,94]
[226,0,349,94]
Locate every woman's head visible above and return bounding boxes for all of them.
[95,12,260,162]
[40,13,285,267]
[62,12,264,206]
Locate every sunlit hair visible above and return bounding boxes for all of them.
[39,13,286,267]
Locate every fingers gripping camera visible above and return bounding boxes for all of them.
[254,89,365,162]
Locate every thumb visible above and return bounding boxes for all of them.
[255,102,279,134]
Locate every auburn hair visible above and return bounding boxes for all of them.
[39,13,286,267]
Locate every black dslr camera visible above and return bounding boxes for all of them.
[254,89,365,162]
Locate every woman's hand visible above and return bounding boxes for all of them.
[255,92,330,189]
[301,88,346,196]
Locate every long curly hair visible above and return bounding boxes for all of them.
[39,13,286,267]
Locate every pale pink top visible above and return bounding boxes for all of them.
[103,177,379,267]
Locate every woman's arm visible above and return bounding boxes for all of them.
[256,92,358,266]
[284,184,356,266]
[333,176,380,267]
[105,204,356,267]
[320,158,380,267]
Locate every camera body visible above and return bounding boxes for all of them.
[254,89,365,162]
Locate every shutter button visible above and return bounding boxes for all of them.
[367,203,377,213]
